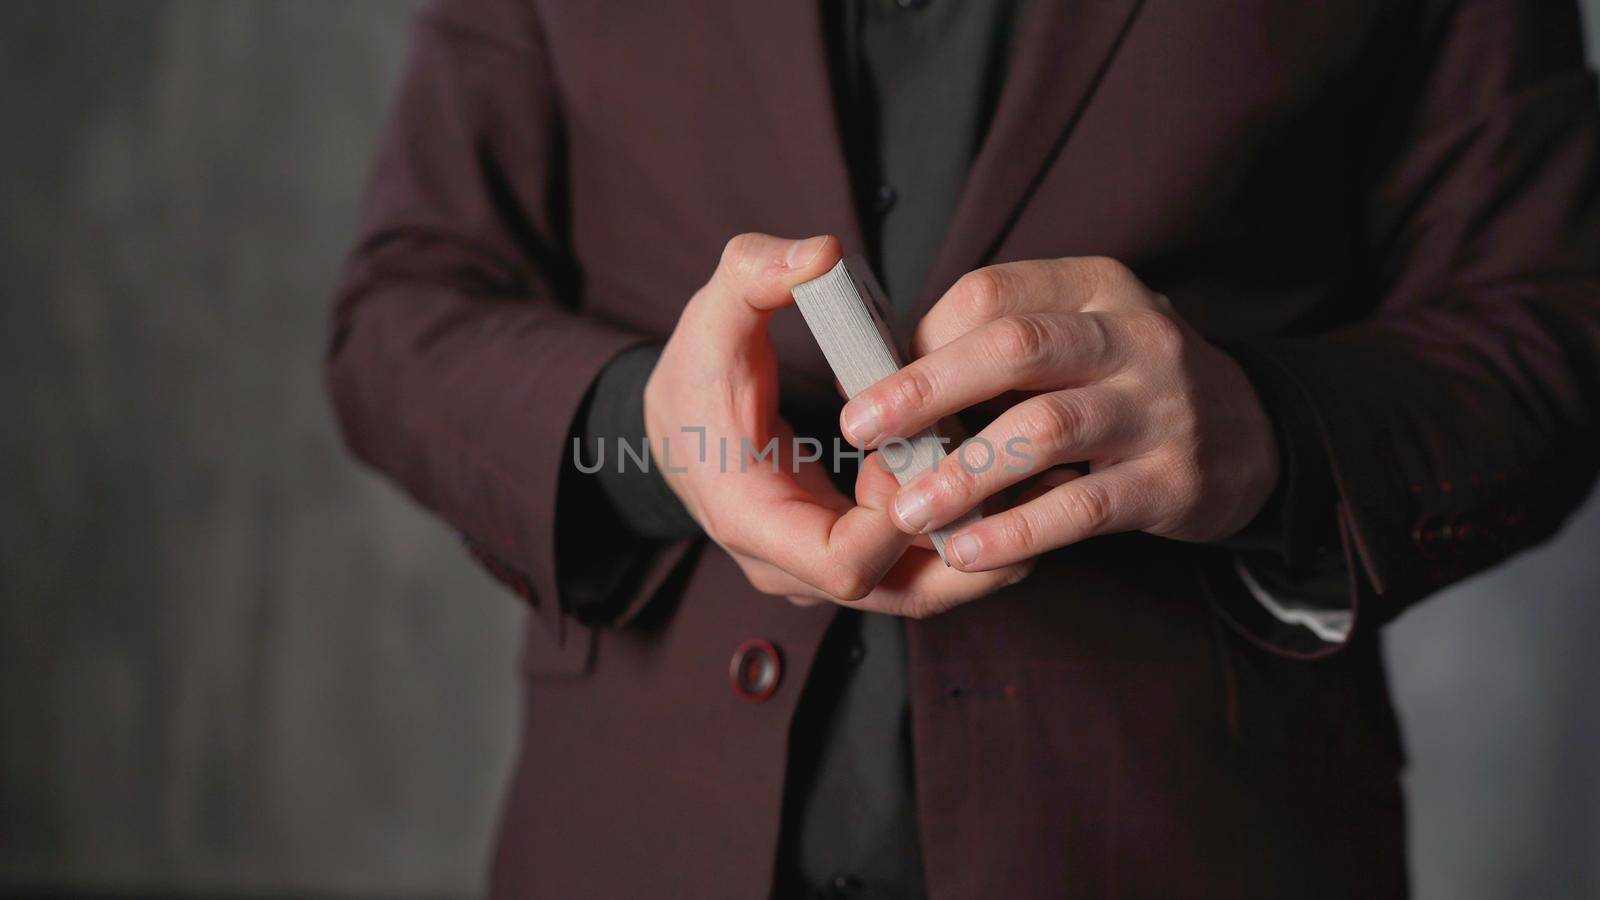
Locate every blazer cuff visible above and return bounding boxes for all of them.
[1207,341,1353,655]
[443,323,645,643]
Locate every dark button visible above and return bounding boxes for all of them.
[826,873,864,897]
[1446,512,1480,549]
[873,183,898,215]
[895,0,930,9]
[846,641,866,666]
[730,639,782,702]
[1412,517,1448,560]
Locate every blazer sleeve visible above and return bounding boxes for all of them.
[326,0,680,639]
[1226,0,1600,656]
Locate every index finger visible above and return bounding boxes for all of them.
[840,312,1121,447]
[912,256,1128,355]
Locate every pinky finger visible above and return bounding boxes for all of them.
[1011,465,1084,506]
[945,462,1159,571]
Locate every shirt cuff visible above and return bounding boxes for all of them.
[576,342,702,541]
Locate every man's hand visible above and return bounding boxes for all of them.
[644,233,1031,616]
[838,257,1280,571]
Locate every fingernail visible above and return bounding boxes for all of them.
[950,532,982,567]
[841,400,881,445]
[786,235,828,269]
[894,487,931,533]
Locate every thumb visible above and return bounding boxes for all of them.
[695,233,842,341]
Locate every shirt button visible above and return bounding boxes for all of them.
[847,641,867,666]
[828,873,864,896]
[730,639,782,702]
[895,0,929,9]
[873,183,898,215]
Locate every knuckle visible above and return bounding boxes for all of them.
[823,565,874,602]
[1169,392,1202,441]
[740,564,784,596]
[711,517,749,555]
[1163,450,1204,499]
[1074,313,1112,360]
[887,365,939,418]
[1135,311,1184,357]
[996,510,1039,558]
[1002,560,1035,588]
[720,534,754,558]
[1081,255,1133,288]
[910,586,966,620]
[932,456,977,505]
[956,267,1008,324]
[720,232,762,268]
[1020,393,1085,453]
[989,314,1048,369]
[717,232,770,284]
[1060,481,1112,535]
[893,591,926,619]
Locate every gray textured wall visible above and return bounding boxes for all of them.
[0,3,520,895]
[1,2,1596,897]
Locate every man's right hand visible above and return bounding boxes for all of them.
[644,233,1032,617]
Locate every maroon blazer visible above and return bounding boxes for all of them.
[328,0,1600,896]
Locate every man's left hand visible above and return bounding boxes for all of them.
[839,257,1281,571]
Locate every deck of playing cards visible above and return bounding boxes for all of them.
[791,257,980,565]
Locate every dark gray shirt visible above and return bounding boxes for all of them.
[777,3,1029,899]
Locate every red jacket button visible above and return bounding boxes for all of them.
[730,639,782,702]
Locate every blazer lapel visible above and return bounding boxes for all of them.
[722,3,866,256]
[911,0,1147,319]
